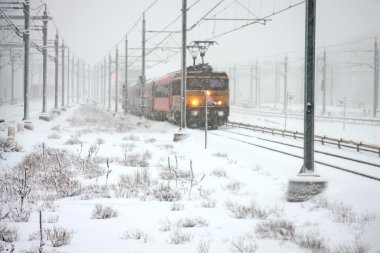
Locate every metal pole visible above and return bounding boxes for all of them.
[103,59,106,107]
[141,12,146,117]
[108,54,111,111]
[321,48,326,114]
[275,61,279,106]
[283,55,288,113]
[76,59,79,104]
[82,62,85,102]
[343,96,346,130]
[301,0,316,173]
[329,65,333,106]
[115,47,119,112]
[88,64,90,101]
[61,40,65,108]
[205,90,208,149]
[54,32,59,110]
[181,0,187,129]
[285,92,288,129]
[67,48,69,106]
[10,50,14,104]
[255,61,259,108]
[124,35,128,114]
[233,64,236,105]
[71,56,74,104]
[22,0,31,121]
[249,64,253,103]
[374,39,379,117]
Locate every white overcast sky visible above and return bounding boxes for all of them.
[37,0,380,74]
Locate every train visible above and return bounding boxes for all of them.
[123,64,229,128]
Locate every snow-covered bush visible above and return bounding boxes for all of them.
[0,137,22,158]
[0,241,15,253]
[294,230,327,253]
[225,200,282,219]
[255,219,295,240]
[64,137,81,145]
[153,184,181,202]
[230,234,258,253]
[197,240,211,253]
[48,133,61,139]
[225,180,244,195]
[170,202,184,211]
[210,168,227,178]
[145,138,156,143]
[91,204,118,219]
[333,241,369,253]
[45,226,73,247]
[115,168,151,198]
[123,151,151,167]
[166,229,192,244]
[176,217,208,228]
[212,152,228,158]
[123,134,140,142]
[0,224,19,242]
[121,229,152,242]
[9,208,31,222]
[158,218,172,232]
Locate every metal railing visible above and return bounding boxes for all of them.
[226,121,380,156]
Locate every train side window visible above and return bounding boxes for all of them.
[172,80,180,96]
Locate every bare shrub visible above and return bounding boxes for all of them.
[115,168,151,198]
[332,241,369,253]
[64,137,81,145]
[212,152,228,158]
[225,200,282,219]
[255,219,295,240]
[91,204,118,219]
[230,234,258,253]
[294,231,328,253]
[157,144,174,150]
[177,217,208,228]
[0,241,15,253]
[158,218,172,232]
[201,198,217,208]
[121,229,152,243]
[43,214,59,224]
[166,229,192,244]
[153,184,181,202]
[225,180,244,195]
[48,133,61,139]
[124,151,151,167]
[45,226,73,247]
[123,134,140,141]
[170,202,184,211]
[210,168,227,178]
[198,240,211,253]
[145,138,156,144]
[0,224,19,242]
[0,137,22,157]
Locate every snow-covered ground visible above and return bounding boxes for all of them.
[1,101,380,253]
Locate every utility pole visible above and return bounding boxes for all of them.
[301,0,315,173]
[67,48,69,106]
[124,35,128,114]
[88,64,90,102]
[233,64,236,105]
[22,0,31,125]
[61,40,65,110]
[181,0,187,129]
[54,32,59,111]
[141,12,146,117]
[329,65,333,106]
[103,59,106,107]
[76,59,79,104]
[10,50,15,104]
[82,62,85,102]
[108,54,111,111]
[374,39,379,117]
[321,48,326,114]
[275,61,279,106]
[283,55,288,113]
[255,61,259,108]
[71,56,74,104]
[115,47,118,112]
[249,64,253,103]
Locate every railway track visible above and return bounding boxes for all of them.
[210,128,380,182]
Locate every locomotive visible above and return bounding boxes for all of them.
[124,64,229,128]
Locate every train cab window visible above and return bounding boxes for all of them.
[154,85,169,97]
[172,80,181,96]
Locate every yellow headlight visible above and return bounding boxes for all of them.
[217,101,222,106]
[191,99,199,106]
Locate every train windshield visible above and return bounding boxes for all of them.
[187,77,228,90]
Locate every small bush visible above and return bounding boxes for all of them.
[145,138,156,144]
[121,229,152,243]
[212,152,228,158]
[45,226,73,247]
[294,231,328,253]
[91,204,118,219]
[0,241,15,253]
[158,218,172,232]
[201,198,217,208]
[170,202,184,211]
[198,240,211,253]
[124,151,151,167]
[230,234,258,253]
[153,184,181,202]
[177,217,208,228]
[48,133,61,139]
[123,135,140,141]
[333,241,369,253]
[225,200,282,219]
[225,180,244,195]
[9,208,31,222]
[255,219,295,240]
[210,168,227,178]
[167,229,192,244]
[64,137,81,145]
[0,224,19,242]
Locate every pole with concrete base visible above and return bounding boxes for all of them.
[287,0,327,202]
[39,5,50,121]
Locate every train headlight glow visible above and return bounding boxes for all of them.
[191,99,199,106]
[218,111,224,117]
[217,101,222,106]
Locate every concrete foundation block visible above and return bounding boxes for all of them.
[287,174,327,202]
[173,132,189,142]
[39,113,51,121]
[23,121,33,130]
[7,127,15,141]
[17,122,24,132]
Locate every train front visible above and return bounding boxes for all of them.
[186,67,229,128]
